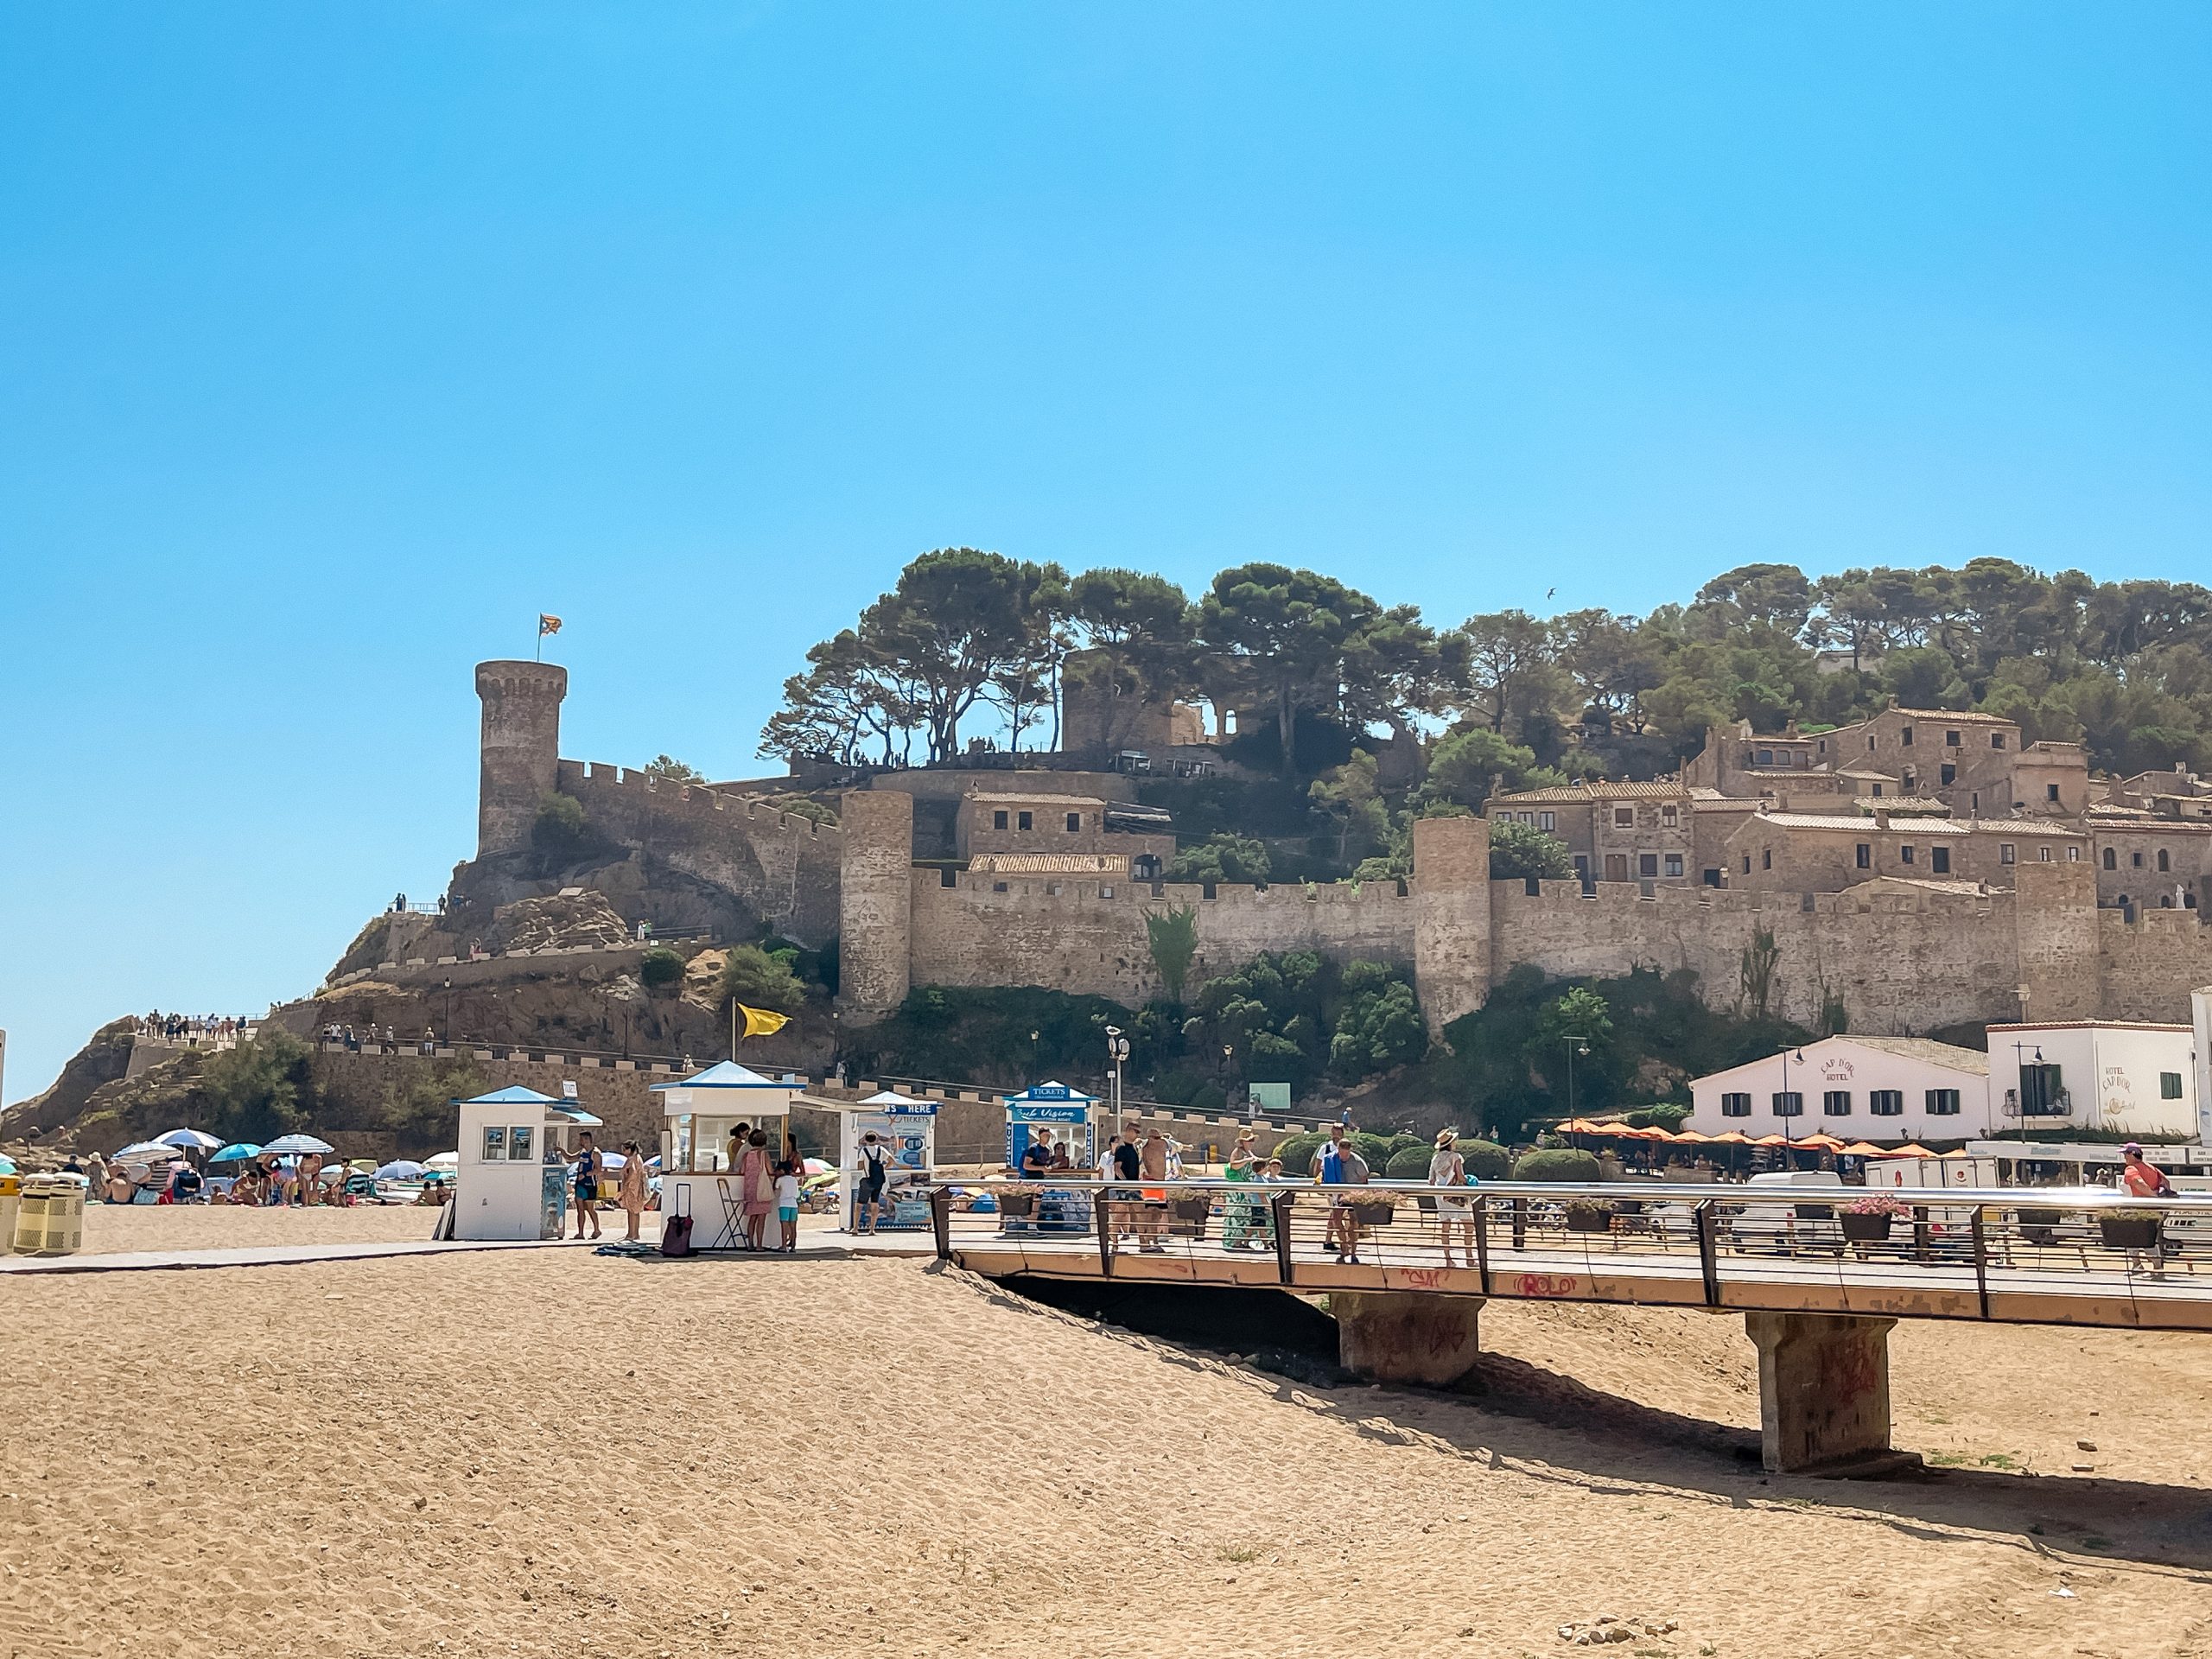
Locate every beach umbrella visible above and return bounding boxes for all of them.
[1877,1143,1942,1160]
[802,1157,834,1176]
[1838,1141,1891,1158]
[0,1155,16,1176]
[114,1140,185,1160]
[262,1133,335,1156]
[424,1151,460,1171]
[1796,1133,1847,1152]
[375,1160,429,1180]
[210,1142,263,1163]
[596,1150,629,1169]
[154,1128,223,1152]
[1670,1130,1711,1145]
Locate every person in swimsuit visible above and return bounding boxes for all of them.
[569,1133,602,1240]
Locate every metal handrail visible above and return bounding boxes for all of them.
[927,1174,2212,1211]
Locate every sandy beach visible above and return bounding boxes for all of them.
[4,1219,2209,1659]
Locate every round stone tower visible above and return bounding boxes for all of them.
[474,659,569,858]
[838,787,915,1020]
[1413,812,1493,1034]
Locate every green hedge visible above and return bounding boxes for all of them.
[1273,1131,1325,1174]
[1384,1144,1436,1179]
[1512,1147,1602,1183]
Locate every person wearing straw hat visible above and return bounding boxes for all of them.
[1429,1129,1474,1268]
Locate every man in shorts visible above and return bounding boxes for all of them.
[1137,1127,1171,1253]
[855,1131,892,1234]
[2120,1141,2176,1278]
[569,1133,601,1241]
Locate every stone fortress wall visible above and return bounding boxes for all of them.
[554,760,842,944]
[493,660,2212,1043]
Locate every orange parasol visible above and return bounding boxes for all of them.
[1707,1131,1755,1145]
[1837,1141,1891,1157]
[1872,1143,1941,1160]
[1751,1134,1793,1147]
[1796,1133,1848,1151]
[1669,1129,1712,1144]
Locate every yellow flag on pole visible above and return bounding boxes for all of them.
[736,1004,791,1040]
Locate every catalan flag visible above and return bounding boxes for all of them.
[538,613,563,637]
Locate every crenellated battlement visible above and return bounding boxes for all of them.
[556,759,838,843]
[934,869,1412,909]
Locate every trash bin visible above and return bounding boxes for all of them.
[14,1173,88,1257]
[0,1174,18,1255]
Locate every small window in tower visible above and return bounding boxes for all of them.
[1930,846,1950,874]
[1664,853,1683,877]
[1901,844,1916,864]
[1901,726,1914,747]
[1945,729,1961,747]
[2000,843,2016,865]
[1613,806,1635,828]
[2103,847,2118,870]
[1017,810,1033,831]
[1639,854,1658,877]
[993,810,1009,830]
[2158,849,2171,872]
[1992,733,2006,750]
[2133,850,2144,868]
[2047,783,2060,803]
[1855,842,1871,869]
[1940,764,1957,785]
[1065,812,1082,833]
[1539,810,1555,831]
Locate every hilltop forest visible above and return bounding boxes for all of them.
[764,550,2212,790]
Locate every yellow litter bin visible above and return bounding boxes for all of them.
[0,1174,19,1255]
[14,1173,88,1257]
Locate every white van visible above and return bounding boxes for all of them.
[1726,1169,1846,1255]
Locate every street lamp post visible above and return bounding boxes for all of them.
[1564,1036,1590,1147]
[441,978,453,1046]
[1103,1025,1130,1122]
[1777,1045,1808,1159]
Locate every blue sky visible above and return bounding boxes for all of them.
[3,2,2209,1102]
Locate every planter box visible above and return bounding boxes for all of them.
[2099,1216,2162,1252]
[1344,1204,1396,1229]
[1840,1212,1894,1243]
[1565,1207,1614,1235]
[1170,1198,1214,1224]
[2017,1207,2062,1248]
[995,1192,1038,1219]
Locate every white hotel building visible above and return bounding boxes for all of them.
[1686,1036,1992,1143]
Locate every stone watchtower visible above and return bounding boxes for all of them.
[474,659,569,857]
[1413,812,1494,1034]
[838,788,914,1020]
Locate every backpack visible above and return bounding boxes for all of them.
[660,1185,695,1257]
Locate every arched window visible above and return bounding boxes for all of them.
[2158,849,2171,872]
[2102,847,2117,870]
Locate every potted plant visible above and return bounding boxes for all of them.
[1840,1194,1908,1242]
[2015,1204,2063,1247]
[1170,1194,1215,1224]
[1344,1194,1397,1229]
[2099,1208,2162,1252]
[994,1184,1039,1219]
[1563,1198,1616,1235]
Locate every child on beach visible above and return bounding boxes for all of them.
[774,1167,801,1252]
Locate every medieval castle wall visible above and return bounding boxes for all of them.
[498,663,2212,1039]
[556,760,842,944]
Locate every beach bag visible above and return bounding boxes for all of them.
[661,1187,694,1257]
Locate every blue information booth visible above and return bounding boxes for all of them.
[1001,1082,1101,1236]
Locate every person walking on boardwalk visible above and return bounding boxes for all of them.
[1221,1129,1261,1250]
[2120,1141,2176,1279]
[1336,1137,1372,1264]
[1317,1124,1353,1260]
[1137,1127,1171,1253]
[1429,1129,1474,1268]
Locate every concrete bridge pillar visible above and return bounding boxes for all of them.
[1334,1291,1484,1389]
[1745,1312,1911,1475]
